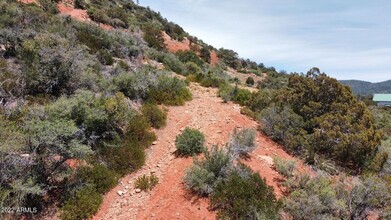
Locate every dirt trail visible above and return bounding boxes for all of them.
[93,83,306,220]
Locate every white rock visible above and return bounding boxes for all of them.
[117,191,124,196]
[152,141,158,145]
[135,188,141,193]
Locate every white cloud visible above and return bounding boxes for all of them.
[141,0,391,82]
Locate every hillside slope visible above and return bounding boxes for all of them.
[341,79,391,95]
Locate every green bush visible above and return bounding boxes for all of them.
[19,33,94,96]
[200,47,211,63]
[259,104,305,144]
[60,186,102,220]
[74,0,88,9]
[149,76,192,106]
[246,76,255,86]
[273,157,297,178]
[175,50,204,67]
[228,128,256,158]
[164,21,186,41]
[112,71,153,100]
[210,164,280,220]
[282,174,391,220]
[102,141,146,176]
[134,174,159,191]
[125,113,157,147]
[141,103,167,129]
[97,49,114,65]
[185,62,202,76]
[100,114,154,176]
[162,53,186,74]
[218,83,236,102]
[283,174,348,220]
[76,165,118,194]
[233,88,251,106]
[175,128,205,156]
[143,24,166,51]
[183,146,232,195]
[38,0,59,14]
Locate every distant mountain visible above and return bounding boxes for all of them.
[340,79,391,95]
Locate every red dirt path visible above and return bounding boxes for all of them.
[93,83,307,220]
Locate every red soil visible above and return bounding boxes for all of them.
[162,32,191,53]
[18,0,37,4]
[57,1,114,29]
[57,2,90,22]
[93,83,308,220]
[162,32,220,65]
[210,50,219,65]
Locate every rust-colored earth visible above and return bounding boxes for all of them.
[93,83,307,220]
[162,32,191,53]
[162,32,220,65]
[57,2,90,22]
[210,50,219,65]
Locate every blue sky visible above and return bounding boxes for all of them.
[140,0,391,82]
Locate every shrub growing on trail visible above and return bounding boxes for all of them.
[183,146,232,195]
[175,128,205,156]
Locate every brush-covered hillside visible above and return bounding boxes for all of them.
[1,1,390,220]
[341,79,391,95]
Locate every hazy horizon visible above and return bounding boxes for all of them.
[140,0,391,83]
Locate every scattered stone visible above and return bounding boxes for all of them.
[20,154,30,158]
[180,128,185,131]
[151,170,156,174]
[258,155,274,166]
[152,141,158,145]
[177,213,180,216]
[125,186,129,189]
[151,214,155,217]
[117,191,124,196]
[156,164,161,168]
[217,131,222,133]
[135,189,141,193]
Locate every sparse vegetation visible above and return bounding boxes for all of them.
[134,174,159,191]
[273,157,297,178]
[2,1,389,219]
[228,128,256,158]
